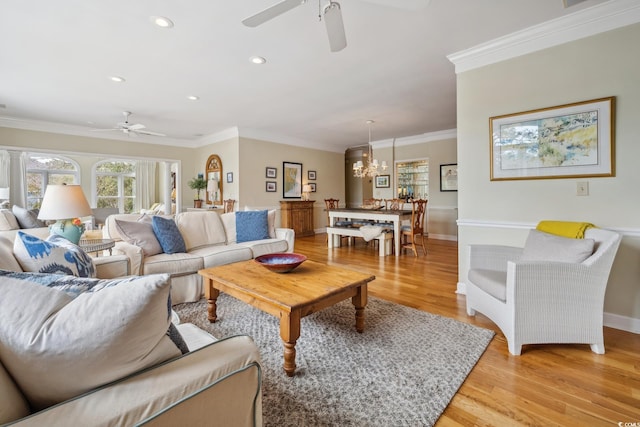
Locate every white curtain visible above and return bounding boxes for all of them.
[8,151,27,208]
[0,150,9,188]
[135,160,156,212]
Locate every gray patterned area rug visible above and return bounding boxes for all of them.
[174,295,494,427]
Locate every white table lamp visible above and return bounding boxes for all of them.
[37,184,92,244]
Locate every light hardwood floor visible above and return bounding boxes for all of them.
[294,234,640,426]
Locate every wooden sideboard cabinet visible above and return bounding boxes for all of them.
[280,200,315,237]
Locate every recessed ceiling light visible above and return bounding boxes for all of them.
[187,95,200,101]
[250,56,267,65]
[150,16,174,28]
[110,76,126,83]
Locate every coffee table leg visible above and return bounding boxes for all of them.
[204,278,220,323]
[280,310,301,376]
[352,284,368,333]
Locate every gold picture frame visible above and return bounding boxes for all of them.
[490,97,615,181]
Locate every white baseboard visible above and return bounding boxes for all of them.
[456,282,638,334]
[428,233,458,241]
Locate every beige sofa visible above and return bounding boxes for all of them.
[0,220,264,426]
[103,210,295,305]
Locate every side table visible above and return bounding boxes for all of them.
[79,239,115,256]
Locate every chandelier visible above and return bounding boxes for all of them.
[353,120,387,178]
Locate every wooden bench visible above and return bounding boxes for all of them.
[326,227,393,256]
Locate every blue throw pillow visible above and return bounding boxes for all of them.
[13,231,96,277]
[236,210,270,243]
[151,216,186,254]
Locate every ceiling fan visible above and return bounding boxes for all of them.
[91,111,165,137]
[242,0,347,52]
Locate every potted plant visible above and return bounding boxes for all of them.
[188,175,207,208]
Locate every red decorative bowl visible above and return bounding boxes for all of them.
[254,253,307,273]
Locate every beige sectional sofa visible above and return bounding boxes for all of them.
[103,210,295,305]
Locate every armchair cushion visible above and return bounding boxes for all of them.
[13,231,96,277]
[467,268,507,301]
[0,272,182,410]
[521,229,594,263]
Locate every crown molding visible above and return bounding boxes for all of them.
[373,128,457,149]
[193,127,240,146]
[0,116,197,148]
[238,127,346,153]
[447,0,640,74]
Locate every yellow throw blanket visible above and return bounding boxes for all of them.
[536,220,596,239]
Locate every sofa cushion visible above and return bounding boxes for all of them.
[189,244,253,269]
[152,216,186,254]
[13,231,96,277]
[0,209,20,231]
[115,219,163,257]
[468,269,507,301]
[12,205,46,229]
[238,238,289,258]
[175,211,227,250]
[0,272,182,411]
[143,252,204,276]
[521,229,595,263]
[235,210,269,243]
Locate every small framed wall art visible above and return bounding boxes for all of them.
[308,170,316,180]
[440,164,458,192]
[266,167,277,178]
[375,175,390,188]
[309,183,316,192]
[266,181,277,192]
[226,172,233,183]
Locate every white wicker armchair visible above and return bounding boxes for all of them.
[465,228,622,355]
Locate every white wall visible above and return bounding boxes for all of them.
[456,23,640,330]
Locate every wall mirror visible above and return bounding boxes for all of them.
[205,154,223,206]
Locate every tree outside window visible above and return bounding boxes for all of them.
[95,161,136,213]
[26,154,79,209]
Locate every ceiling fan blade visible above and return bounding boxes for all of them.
[242,0,304,27]
[132,129,166,137]
[324,2,347,52]
[128,123,146,131]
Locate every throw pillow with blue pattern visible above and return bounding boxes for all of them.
[236,210,270,243]
[13,232,96,277]
[151,216,186,254]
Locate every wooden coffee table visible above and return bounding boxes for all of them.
[199,258,375,376]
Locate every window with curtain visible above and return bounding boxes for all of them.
[26,154,79,209]
[95,160,136,213]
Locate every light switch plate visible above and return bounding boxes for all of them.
[577,181,589,196]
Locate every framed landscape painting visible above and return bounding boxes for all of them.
[490,97,615,181]
[282,161,302,198]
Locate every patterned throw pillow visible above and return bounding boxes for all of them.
[13,231,96,277]
[236,210,270,243]
[0,271,187,410]
[151,216,186,254]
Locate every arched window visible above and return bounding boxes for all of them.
[26,154,80,209]
[94,160,136,213]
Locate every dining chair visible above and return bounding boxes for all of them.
[324,198,351,243]
[401,199,428,256]
[223,199,236,213]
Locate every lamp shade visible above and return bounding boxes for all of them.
[302,185,312,193]
[207,178,219,193]
[37,184,92,220]
[0,187,9,200]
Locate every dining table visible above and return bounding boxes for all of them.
[328,208,412,256]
